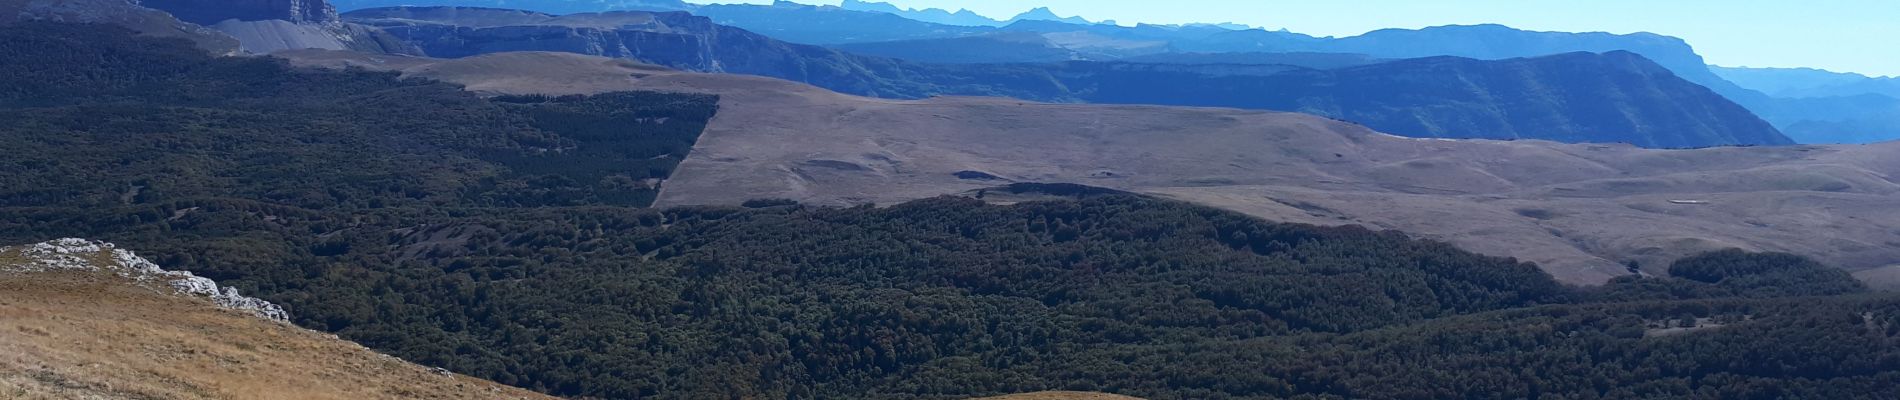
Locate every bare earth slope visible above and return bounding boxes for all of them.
[0,241,552,400]
[278,50,1900,285]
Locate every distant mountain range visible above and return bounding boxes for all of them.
[9,0,1811,147]
[329,0,699,14]
[832,31,1087,63]
[8,0,419,55]
[1076,51,1786,147]
[348,6,1790,148]
[1711,67,1900,144]
[340,0,1900,144]
[1746,93,1900,145]
[837,0,1000,26]
[1715,66,1900,99]
[1118,52,1387,69]
[1007,6,1092,25]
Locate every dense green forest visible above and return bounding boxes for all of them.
[0,23,716,210]
[4,23,1899,399]
[9,190,1897,399]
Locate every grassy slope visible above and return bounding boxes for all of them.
[0,271,554,400]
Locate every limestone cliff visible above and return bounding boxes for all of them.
[141,0,337,25]
[138,0,422,54]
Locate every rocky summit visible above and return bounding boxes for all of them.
[141,0,338,25]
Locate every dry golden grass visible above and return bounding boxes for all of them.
[0,270,554,400]
[0,247,22,267]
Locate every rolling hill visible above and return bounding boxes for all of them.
[9,21,1900,399]
[337,0,994,44]
[281,49,1898,285]
[0,239,554,399]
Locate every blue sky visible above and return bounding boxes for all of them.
[699,0,1899,77]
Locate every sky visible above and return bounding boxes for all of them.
[697,0,1900,77]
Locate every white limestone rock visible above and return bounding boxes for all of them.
[2,238,290,322]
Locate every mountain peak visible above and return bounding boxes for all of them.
[1014,6,1058,18]
[1009,6,1089,25]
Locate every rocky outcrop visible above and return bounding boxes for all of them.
[348,8,721,68]
[1,238,289,322]
[211,18,418,54]
[133,0,421,55]
[140,0,338,25]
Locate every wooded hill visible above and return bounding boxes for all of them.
[2,23,1896,399]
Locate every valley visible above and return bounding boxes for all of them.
[4,0,1900,399]
[282,49,1900,285]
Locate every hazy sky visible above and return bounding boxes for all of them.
[698,0,1899,77]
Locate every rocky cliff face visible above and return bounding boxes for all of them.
[1,238,289,321]
[10,0,415,55]
[140,0,337,25]
[137,0,420,55]
[210,17,419,54]
[348,8,728,70]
